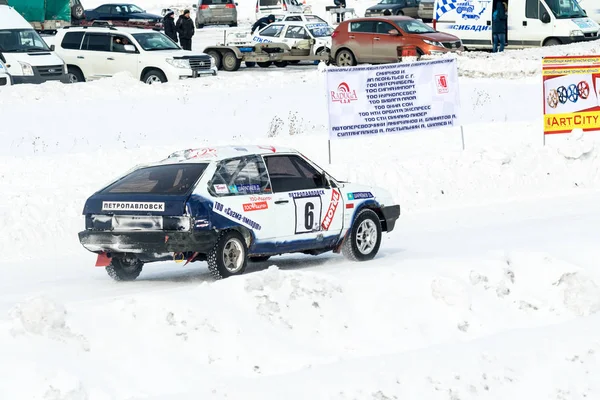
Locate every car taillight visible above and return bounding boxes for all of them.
[282,1,287,10]
[200,4,209,9]
[225,3,235,8]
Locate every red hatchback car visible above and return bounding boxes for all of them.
[331,16,463,66]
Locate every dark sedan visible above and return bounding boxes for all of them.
[83,3,163,28]
[364,0,419,17]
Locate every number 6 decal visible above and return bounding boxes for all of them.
[293,196,322,234]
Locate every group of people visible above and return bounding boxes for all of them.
[492,0,508,53]
[163,9,195,50]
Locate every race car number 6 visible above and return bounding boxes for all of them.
[293,196,322,234]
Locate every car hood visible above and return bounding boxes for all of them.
[146,49,209,57]
[416,31,460,42]
[338,182,396,207]
[367,3,402,10]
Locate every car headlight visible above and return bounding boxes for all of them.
[63,63,67,74]
[423,39,444,48]
[19,61,34,76]
[209,55,216,67]
[570,29,584,37]
[166,58,190,68]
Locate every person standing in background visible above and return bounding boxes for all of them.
[492,0,507,52]
[163,9,178,43]
[177,9,195,50]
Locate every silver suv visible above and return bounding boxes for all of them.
[193,0,238,28]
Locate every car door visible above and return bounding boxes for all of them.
[282,25,310,47]
[206,155,277,242]
[371,20,405,63]
[80,33,112,80]
[347,20,376,62]
[520,0,553,47]
[262,154,343,249]
[253,23,285,43]
[103,34,139,77]
[57,31,85,69]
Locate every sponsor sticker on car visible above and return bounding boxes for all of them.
[102,201,165,211]
[321,190,340,230]
[243,201,268,212]
[289,189,326,198]
[347,192,374,200]
[214,184,229,194]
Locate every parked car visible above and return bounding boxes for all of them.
[272,13,328,23]
[255,0,303,19]
[78,145,401,281]
[192,0,238,28]
[252,20,333,55]
[365,0,418,17]
[82,3,163,30]
[331,16,463,66]
[0,58,12,86]
[417,0,434,21]
[51,25,217,84]
[0,4,70,84]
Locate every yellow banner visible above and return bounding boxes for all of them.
[544,111,600,133]
[543,67,600,76]
[543,56,600,66]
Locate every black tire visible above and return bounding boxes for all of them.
[257,61,272,68]
[335,49,356,66]
[67,65,85,83]
[396,9,404,15]
[106,258,143,281]
[142,69,167,84]
[196,22,204,29]
[72,4,84,20]
[207,231,248,279]
[222,50,241,71]
[245,61,256,68]
[249,256,271,263]
[341,209,382,262]
[207,50,222,70]
[274,61,288,68]
[229,22,238,27]
[544,38,561,47]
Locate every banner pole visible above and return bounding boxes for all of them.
[460,125,465,150]
[328,139,332,164]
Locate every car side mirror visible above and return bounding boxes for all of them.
[124,44,136,52]
[50,44,55,51]
[582,9,587,16]
[541,12,551,23]
[192,4,198,9]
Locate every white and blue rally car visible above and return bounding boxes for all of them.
[78,146,400,281]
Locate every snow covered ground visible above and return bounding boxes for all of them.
[2,0,600,398]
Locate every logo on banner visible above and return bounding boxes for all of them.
[331,82,358,104]
[436,74,449,94]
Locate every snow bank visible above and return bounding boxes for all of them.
[1,255,599,398]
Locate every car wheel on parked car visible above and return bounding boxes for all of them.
[342,209,382,262]
[67,66,85,83]
[335,49,356,66]
[142,69,167,84]
[106,257,144,281]
[208,230,248,279]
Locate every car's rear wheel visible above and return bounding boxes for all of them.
[67,66,85,83]
[245,61,256,67]
[249,256,271,262]
[274,61,288,68]
[335,49,356,66]
[208,231,248,279]
[342,209,382,262]
[106,257,144,281]
[142,69,167,84]
[257,61,272,68]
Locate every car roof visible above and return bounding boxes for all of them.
[350,15,415,21]
[158,145,299,164]
[60,26,158,34]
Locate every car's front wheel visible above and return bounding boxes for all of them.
[142,69,167,84]
[106,257,144,281]
[208,231,248,279]
[342,209,382,261]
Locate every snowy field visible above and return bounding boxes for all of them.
[2,0,600,398]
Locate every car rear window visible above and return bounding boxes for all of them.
[202,0,234,4]
[102,163,208,195]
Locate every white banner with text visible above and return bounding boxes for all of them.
[325,58,461,140]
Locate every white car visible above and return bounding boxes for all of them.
[50,26,217,84]
[252,20,333,55]
[78,145,401,281]
[0,59,12,87]
[272,13,328,23]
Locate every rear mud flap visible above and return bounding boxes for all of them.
[95,252,112,267]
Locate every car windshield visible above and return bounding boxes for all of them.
[379,0,401,4]
[102,163,208,195]
[396,19,436,33]
[307,24,334,37]
[545,0,587,19]
[0,29,50,53]
[132,32,179,50]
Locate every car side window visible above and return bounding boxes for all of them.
[82,33,111,51]
[263,155,327,193]
[111,34,134,52]
[526,0,541,19]
[376,21,398,34]
[61,31,85,49]
[96,5,110,13]
[285,26,309,39]
[284,15,302,21]
[260,24,285,37]
[208,155,271,196]
[350,21,375,33]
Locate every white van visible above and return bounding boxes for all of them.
[255,0,304,19]
[433,0,600,49]
[576,0,600,23]
[0,4,69,84]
